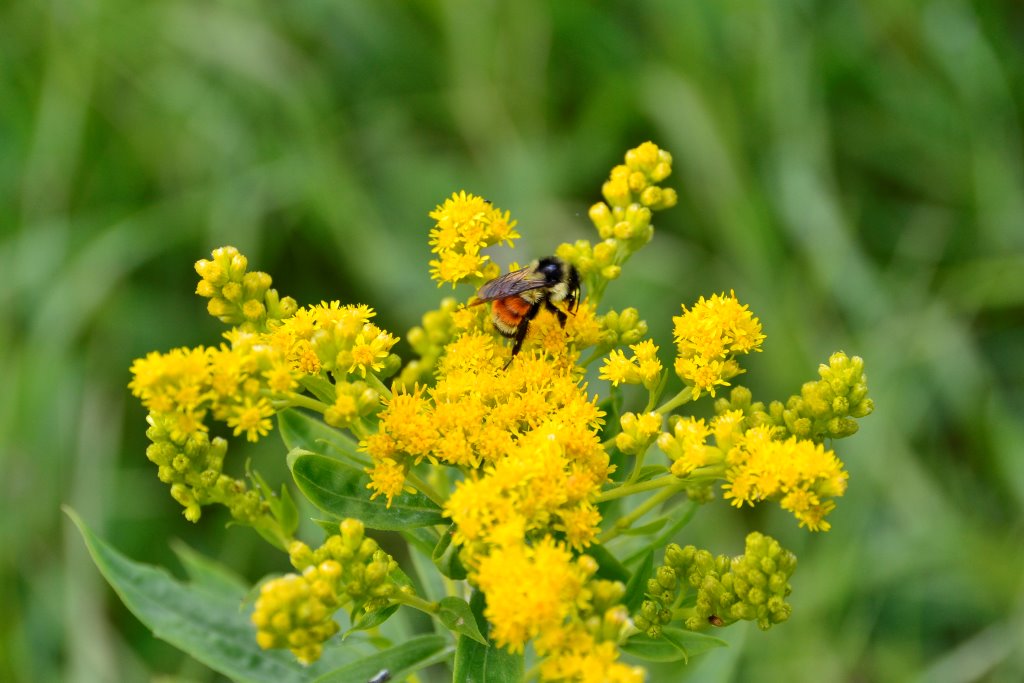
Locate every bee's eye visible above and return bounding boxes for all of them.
[539,262,561,279]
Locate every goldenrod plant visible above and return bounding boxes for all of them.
[71,142,872,682]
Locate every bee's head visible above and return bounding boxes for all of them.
[537,256,581,311]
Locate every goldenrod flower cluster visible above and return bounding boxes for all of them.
[364,332,609,508]
[658,408,849,531]
[252,519,402,665]
[429,191,520,287]
[600,339,663,390]
[723,426,848,531]
[672,291,765,399]
[130,254,402,525]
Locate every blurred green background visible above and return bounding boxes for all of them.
[3,0,1023,681]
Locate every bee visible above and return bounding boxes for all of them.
[473,256,581,367]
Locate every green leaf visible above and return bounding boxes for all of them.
[586,544,631,584]
[291,452,445,530]
[311,635,452,683]
[431,525,468,580]
[624,500,700,568]
[620,632,688,663]
[623,551,654,612]
[278,408,363,462]
[621,627,728,663]
[621,516,669,536]
[345,604,400,637]
[452,590,523,683]
[438,597,487,645]
[169,540,248,597]
[662,627,728,658]
[65,507,357,682]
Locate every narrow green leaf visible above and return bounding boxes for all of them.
[291,452,445,530]
[623,551,654,612]
[169,540,248,597]
[311,635,452,683]
[586,544,631,584]
[635,464,669,482]
[345,604,400,637]
[621,516,669,536]
[431,525,468,580]
[278,408,362,462]
[620,632,688,663]
[65,507,353,682]
[662,627,728,658]
[452,590,523,683]
[624,500,700,567]
[438,597,487,645]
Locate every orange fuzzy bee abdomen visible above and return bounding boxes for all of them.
[491,297,531,336]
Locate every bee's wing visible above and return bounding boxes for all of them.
[474,267,548,303]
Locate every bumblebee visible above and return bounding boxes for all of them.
[473,256,581,367]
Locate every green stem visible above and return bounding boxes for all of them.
[644,371,670,413]
[624,499,699,565]
[656,387,693,415]
[269,391,332,414]
[596,474,676,503]
[365,372,393,400]
[406,470,446,508]
[392,591,439,616]
[599,481,684,544]
[625,443,651,485]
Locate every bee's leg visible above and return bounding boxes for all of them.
[544,300,568,328]
[504,301,542,369]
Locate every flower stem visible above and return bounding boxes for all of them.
[598,481,685,543]
[271,391,332,414]
[596,474,676,503]
[656,386,693,415]
[392,591,439,616]
[366,372,393,400]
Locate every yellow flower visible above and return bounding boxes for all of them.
[428,191,521,287]
[722,427,848,531]
[226,397,275,442]
[599,349,638,386]
[347,329,398,377]
[472,537,588,653]
[366,456,413,506]
[673,291,764,398]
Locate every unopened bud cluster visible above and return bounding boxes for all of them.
[615,411,664,455]
[145,414,263,523]
[397,297,462,388]
[634,532,794,634]
[635,533,795,636]
[598,308,649,348]
[716,352,873,442]
[557,141,676,302]
[252,519,403,664]
[580,579,634,644]
[195,246,297,331]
